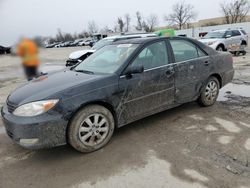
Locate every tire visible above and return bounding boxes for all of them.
[68,105,115,153]
[216,45,224,52]
[198,77,220,107]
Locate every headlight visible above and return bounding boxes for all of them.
[13,100,59,117]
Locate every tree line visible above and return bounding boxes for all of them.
[165,0,250,29]
[43,0,250,44]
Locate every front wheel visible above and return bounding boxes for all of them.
[198,77,220,107]
[68,105,115,153]
[216,46,224,52]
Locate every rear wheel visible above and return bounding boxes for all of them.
[198,77,220,107]
[68,105,115,153]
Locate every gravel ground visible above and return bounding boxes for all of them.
[0,45,250,188]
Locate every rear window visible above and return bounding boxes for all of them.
[241,30,247,35]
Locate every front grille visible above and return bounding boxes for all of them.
[7,100,17,113]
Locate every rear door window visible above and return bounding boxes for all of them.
[232,30,241,36]
[240,30,247,35]
[225,31,233,37]
[197,48,207,57]
[132,41,169,70]
[170,39,206,62]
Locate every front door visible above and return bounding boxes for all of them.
[118,40,175,124]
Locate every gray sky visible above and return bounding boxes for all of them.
[0,0,222,46]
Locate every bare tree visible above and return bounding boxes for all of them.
[33,36,46,47]
[88,21,99,35]
[64,33,74,41]
[100,26,113,33]
[124,14,131,32]
[220,0,250,24]
[164,1,197,30]
[113,24,119,33]
[78,30,90,38]
[221,3,231,24]
[55,29,64,42]
[142,14,159,32]
[135,11,143,31]
[117,17,125,32]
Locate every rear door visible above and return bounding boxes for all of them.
[224,30,234,50]
[231,30,242,51]
[118,40,175,124]
[169,39,210,103]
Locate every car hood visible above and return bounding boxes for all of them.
[69,49,96,59]
[7,70,107,106]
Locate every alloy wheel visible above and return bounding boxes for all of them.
[205,80,218,103]
[78,113,109,147]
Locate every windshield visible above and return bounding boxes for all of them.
[203,31,225,39]
[92,39,114,50]
[75,44,138,74]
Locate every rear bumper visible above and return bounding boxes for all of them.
[1,104,68,149]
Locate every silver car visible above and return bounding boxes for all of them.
[199,29,248,54]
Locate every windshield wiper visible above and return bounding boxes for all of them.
[74,69,94,74]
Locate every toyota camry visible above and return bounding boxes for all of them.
[1,37,234,153]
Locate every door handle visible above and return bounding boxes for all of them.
[204,61,210,66]
[166,67,175,77]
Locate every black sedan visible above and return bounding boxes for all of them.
[1,37,234,153]
[0,45,11,54]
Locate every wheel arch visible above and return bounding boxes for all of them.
[241,40,247,46]
[216,43,226,51]
[67,100,118,129]
[210,73,222,88]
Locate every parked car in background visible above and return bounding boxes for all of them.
[55,42,63,48]
[69,39,84,47]
[199,29,248,55]
[45,43,57,48]
[63,41,73,47]
[66,33,157,66]
[78,39,92,46]
[0,45,11,54]
[1,37,234,153]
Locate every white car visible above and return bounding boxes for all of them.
[66,33,157,66]
[199,29,248,54]
[78,39,92,46]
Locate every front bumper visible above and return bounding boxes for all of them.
[1,104,68,149]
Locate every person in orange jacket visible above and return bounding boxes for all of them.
[17,38,40,81]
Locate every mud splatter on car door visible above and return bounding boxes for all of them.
[118,41,175,124]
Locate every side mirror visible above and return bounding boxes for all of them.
[225,35,231,39]
[125,65,144,76]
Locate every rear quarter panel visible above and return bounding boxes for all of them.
[210,52,234,87]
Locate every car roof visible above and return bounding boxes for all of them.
[104,33,157,40]
[112,36,202,45]
[211,28,242,32]
[112,36,166,45]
